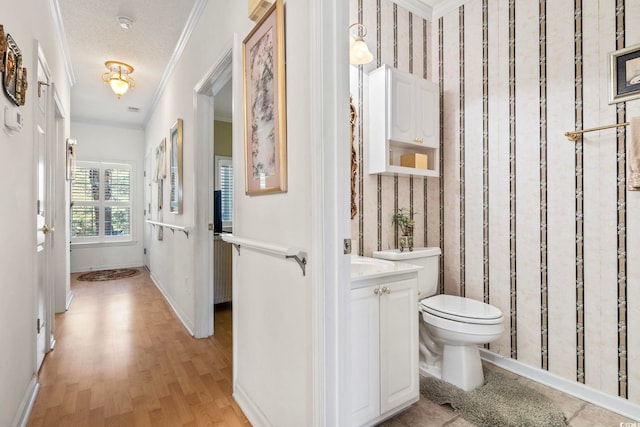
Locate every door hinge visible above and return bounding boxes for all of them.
[144,248,147,255]
[36,318,43,334]
[38,81,50,97]
[208,223,215,231]
[343,238,352,255]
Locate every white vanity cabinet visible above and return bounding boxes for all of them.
[351,277,419,426]
[369,64,439,177]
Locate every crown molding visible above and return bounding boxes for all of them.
[50,0,76,86]
[393,0,433,20]
[432,0,467,19]
[143,0,209,126]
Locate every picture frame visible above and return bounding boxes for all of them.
[3,34,22,106]
[610,43,640,104]
[66,138,77,181]
[242,0,287,195]
[169,119,183,214]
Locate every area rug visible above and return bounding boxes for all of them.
[77,268,141,282]
[421,371,567,426]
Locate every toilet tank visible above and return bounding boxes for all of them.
[372,247,441,298]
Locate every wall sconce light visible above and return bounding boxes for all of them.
[349,23,373,65]
[102,61,135,99]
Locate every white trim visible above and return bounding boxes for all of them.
[393,0,433,20]
[309,1,351,425]
[149,272,195,335]
[70,262,143,274]
[12,375,39,427]
[65,291,74,310]
[431,0,467,19]
[192,43,233,339]
[143,0,208,126]
[234,384,273,427]
[480,349,640,421]
[49,0,76,86]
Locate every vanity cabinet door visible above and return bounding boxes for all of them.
[351,286,381,426]
[379,279,419,414]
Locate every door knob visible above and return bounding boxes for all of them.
[41,225,54,234]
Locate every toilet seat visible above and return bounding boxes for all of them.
[420,294,503,325]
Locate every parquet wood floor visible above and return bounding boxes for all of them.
[27,270,249,427]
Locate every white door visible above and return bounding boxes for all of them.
[379,279,419,414]
[389,68,416,142]
[35,54,52,371]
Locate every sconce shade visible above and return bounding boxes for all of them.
[350,37,373,64]
[349,23,373,65]
[102,61,135,99]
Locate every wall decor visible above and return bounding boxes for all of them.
[610,42,640,104]
[3,34,23,106]
[66,138,76,181]
[350,96,358,219]
[0,26,6,73]
[242,0,287,195]
[169,119,183,214]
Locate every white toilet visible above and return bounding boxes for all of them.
[373,247,504,391]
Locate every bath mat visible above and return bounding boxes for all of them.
[421,371,567,426]
[77,268,141,282]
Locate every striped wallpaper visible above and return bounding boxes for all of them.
[350,0,640,404]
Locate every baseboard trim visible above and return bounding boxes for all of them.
[480,349,640,421]
[234,383,272,427]
[12,375,39,427]
[70,262,143,274]
[65,291,74,310]
[149,272,195,336]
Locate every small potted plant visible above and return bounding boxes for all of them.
[392,208,415,252]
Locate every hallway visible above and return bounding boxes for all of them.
[27,270,248,426]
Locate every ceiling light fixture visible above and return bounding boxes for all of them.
[349,23,373,65]
[102,61,135,99]
[116,16,134,30]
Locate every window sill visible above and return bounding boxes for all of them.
[71,240,138,249]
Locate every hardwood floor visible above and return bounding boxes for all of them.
[28,270,249,427]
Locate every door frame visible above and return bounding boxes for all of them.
[309,1,351,425]
[193,42,234,339]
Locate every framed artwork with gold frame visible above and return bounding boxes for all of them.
[242,0,287,195]
[66,138,77,181]
[3,33,23,106]
[169,119,183,214]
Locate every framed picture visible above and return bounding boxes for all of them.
[610,43,640,104]
[169,119,183,214]
[66,138,77,181]
[242,0,287,195]
[3,34,22,106]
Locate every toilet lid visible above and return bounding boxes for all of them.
[420,294,503,324]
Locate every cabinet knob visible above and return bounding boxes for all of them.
[413,137,423,143]
[382,286,391,294]
[374,288,381,295]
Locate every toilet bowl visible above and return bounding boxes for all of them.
[373,248,504,392]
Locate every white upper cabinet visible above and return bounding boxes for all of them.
[369,65,440,177]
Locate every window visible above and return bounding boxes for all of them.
[216,156,233,231]
[71,161,133,243]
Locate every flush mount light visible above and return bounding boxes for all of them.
[116,15,134,30]
[349,23,373,65]
[102,61,135,99]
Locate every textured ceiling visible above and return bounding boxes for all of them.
[59,0,197,127]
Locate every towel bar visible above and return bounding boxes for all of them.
[565,122,630,141]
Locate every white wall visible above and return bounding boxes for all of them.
[144,0,316,424]
[0,0,71,425]
[69,121,145,272]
